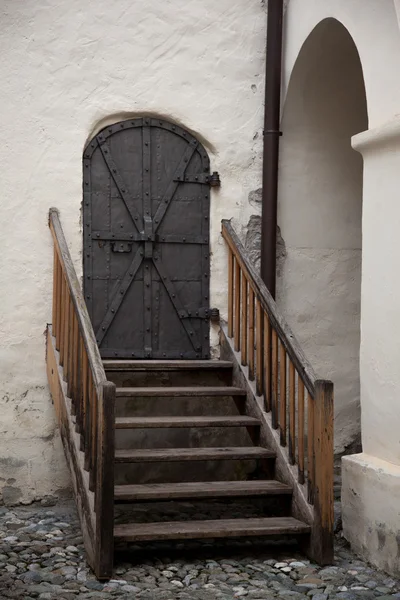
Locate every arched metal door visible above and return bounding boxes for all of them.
[83,118,211,359]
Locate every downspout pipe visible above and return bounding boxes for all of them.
[260,0,284,298]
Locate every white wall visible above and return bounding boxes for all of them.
[0,0,265,503]
[281,0,400,576]
[353,120,400,465]
[277,18,368,454]
[283,0,400,128]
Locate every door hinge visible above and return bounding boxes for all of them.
[179,307,218,320]
[174,171,221,186]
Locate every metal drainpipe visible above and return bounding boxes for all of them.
[260,0,284,298]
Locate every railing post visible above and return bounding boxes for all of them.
[228,250,234,338]
[234,261,241,351]
[312,379,334,564]
[95,381,116,580]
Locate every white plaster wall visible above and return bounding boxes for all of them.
[277,19,367,454]
[283,0,400,129]
[353,121,400,466]
[343,453,400,576]
[0,0,266,502]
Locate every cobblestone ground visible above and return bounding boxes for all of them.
[0,502,399,600]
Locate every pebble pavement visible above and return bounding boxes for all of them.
[0,501,399,600]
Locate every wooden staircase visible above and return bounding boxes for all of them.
[46,208,333,580]
[104,359,310,545]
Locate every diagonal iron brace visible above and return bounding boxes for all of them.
[153,141,199,234]
[97,140,143,234]
[95,247,143,345]
[153,258,201,353]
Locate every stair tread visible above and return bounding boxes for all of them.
[114,480,292,501]
[114,517,310,541]
[104,360,233,371]
[115,386,246,397]
[114,446,275,462]
[115,416,260,429]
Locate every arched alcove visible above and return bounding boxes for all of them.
[277,18,368,454]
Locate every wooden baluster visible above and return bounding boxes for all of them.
[298,378,305,484]
[84,368,93,472]
[75,334,83,435]
[55,259,62,350]
[66,295,72,386]
[307,392,315,504]
[255,300,263,396]
[89,378,98,493]
[234,260,241,352]
[312,380,334,564]
[64,286,71,376]
[279,343,287,445]
[271,329,278,429]
[52,248,58,339]
[228,250,234,338]
[66,298,73,393]
[71,314,79,411]
[241,275,248,366]
[82,351,89,455]
[264,314,271,412]
[248,287,255,380]
[60,278,67,367]
[289,360,296,464]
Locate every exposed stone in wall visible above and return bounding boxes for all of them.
[248,187,262,208]
[243,207,287,278]
[245,215,261,273]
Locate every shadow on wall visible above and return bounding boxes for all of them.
[276,18,368,455]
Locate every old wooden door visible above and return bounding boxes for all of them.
[83,118,211,359]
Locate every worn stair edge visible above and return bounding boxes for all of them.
[114,517,310,542]
[114,446,275,463]
[114,480,293,502]
[115,386,246,397]
[104,360,233,371]
[115,416,260,429]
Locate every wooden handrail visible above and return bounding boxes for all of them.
[222,218,334,564]
[49,208,107,389]
[48,208,115,579]
[222,219,317,395]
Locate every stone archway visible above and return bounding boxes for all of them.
[277,18,368,455]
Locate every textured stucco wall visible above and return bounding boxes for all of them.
[0,0,265,503]
[277,18,368,454]
[342,453,400,576]
[280,0,400,577]
[352,120,400,466]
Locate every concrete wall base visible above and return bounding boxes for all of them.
[342,453,400,577]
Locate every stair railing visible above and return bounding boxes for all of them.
[222,219,334,564]
[48,208,115,579]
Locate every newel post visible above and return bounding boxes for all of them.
[312,379,334,564]
[95,380,116,580]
